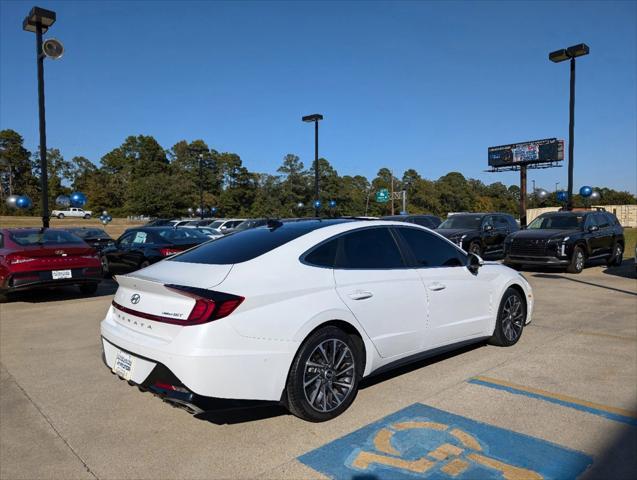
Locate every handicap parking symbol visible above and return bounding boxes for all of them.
[298,404,593,479]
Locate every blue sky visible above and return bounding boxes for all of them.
[1,0,635,193]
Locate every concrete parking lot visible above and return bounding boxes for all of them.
[1,261,636,479]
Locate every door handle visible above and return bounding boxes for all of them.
[348,291,373,300]
[428,282,446,291]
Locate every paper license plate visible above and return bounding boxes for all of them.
[52,270,72,279]
[113,350,134,380]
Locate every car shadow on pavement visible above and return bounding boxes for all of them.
[601,258,637,280]
[359,342,487,390]
[194,399,288,425]
[531,272,637,296]
[583,408,637,479]
[4,279,118,304]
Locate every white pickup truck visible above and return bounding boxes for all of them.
[51,207,93,219]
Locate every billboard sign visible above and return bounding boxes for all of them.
[488,138,564,168]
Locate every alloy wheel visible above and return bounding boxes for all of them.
[303,339,355,413]
[575,251,584,271]
[501,294,524,342]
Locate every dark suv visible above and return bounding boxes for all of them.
[436,213,519,258]
[503,210,624,274]
[381,214,442,229]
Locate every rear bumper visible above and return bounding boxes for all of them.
[3,267,102,292]
[100,306,298,401]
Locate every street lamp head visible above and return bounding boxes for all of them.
[42,38,64,59]
[548,48,570,63]
[566,43,590,58]
[22,6,56,33]
[549,43,590,62]
[302,114,323,123]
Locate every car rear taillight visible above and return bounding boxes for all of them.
[111,285,244,327]
[7,255,36,265]
[160,248,182,257]
[166,284,244,324]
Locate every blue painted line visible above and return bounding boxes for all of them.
[298,403,593,480]
[468,378,637,427]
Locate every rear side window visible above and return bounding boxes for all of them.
[397,227,466,268]
[304,239,338,268]
[336,228,404,269]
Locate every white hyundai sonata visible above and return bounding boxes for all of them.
[101,219,533,421]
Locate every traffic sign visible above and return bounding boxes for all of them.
[376,188,390,203]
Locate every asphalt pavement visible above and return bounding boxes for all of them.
[1,260,635,479]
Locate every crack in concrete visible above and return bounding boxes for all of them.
[1,361,99,480]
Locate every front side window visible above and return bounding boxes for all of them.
[336,228,405,269]
[396,227,466,268]
[594,213,609,229]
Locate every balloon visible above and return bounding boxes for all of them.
[69,191,87,207]
[105,215,112,222]
[313,200,322,209]
[535,188,549,201]
[16,195,32,209]
[101,219,108,225]
[187,207,193,213]
[5,194,19,209]
[590,191,601,202]
[296,202,304,209]
[99,215,106,221]
[211,207,217,214]
[328,200,337,208]
[579,186,593,198]
[56,195,71,207]
[195,207,203,214]
[102,210,108,216]
[556,191,568,203]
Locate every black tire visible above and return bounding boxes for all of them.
[286,326,362,422]
[607,243,623,267]
[100,256,112,278]
[79,283,98,295]
[84,214,91,219]
[0,290,8,303]
[57,213,64,219]
[468,241,483,257]
[567,246,585,274]
[489,287,526,347]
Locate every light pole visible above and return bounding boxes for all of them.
[302,114,323,216]
[549,43,590,211]
[555,181,560,193]
[198,153,204,219]
[23,7,59,229]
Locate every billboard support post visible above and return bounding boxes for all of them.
[520,165,527,227]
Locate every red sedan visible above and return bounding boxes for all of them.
[0,228,102,302]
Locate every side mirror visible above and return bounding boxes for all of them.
[588,225,599,232]
[467,252,483,274]
[483,224,493,232]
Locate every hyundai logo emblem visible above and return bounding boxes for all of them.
[130,294,141,304]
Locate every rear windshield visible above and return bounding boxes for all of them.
[170,220,349,264]
[70,229,108,238]
[10,230,85,246]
